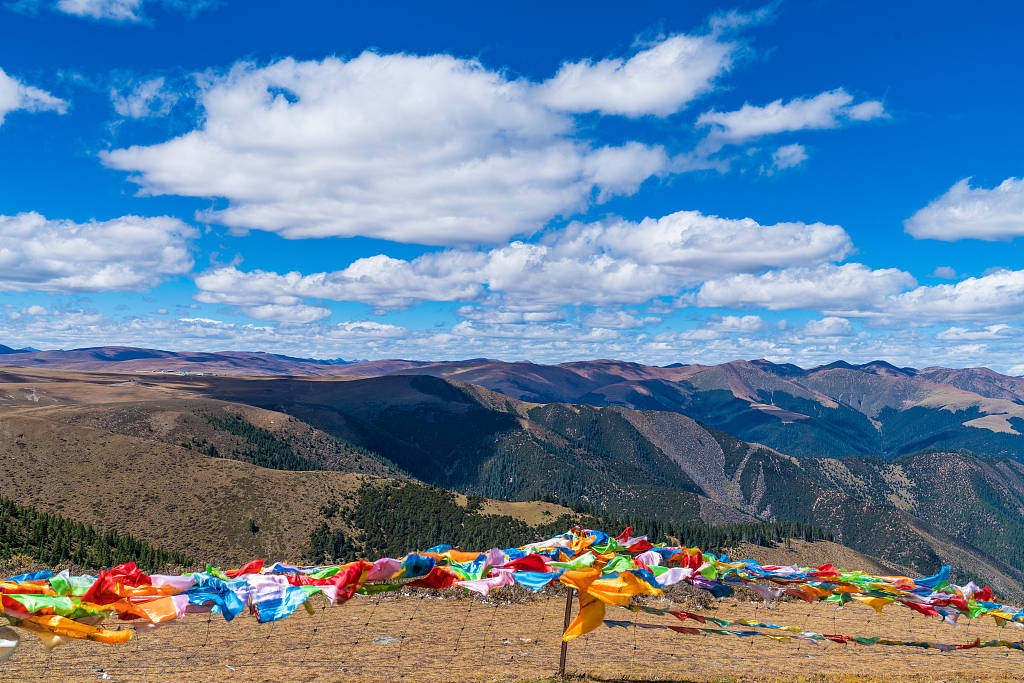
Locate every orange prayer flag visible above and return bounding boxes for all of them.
[110,596,180,623]
[562,592,605,642]
[21,615,133,645]
[559,567,602,594]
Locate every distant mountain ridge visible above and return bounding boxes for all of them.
[4,346,1024,460]
[0,345,356,374]
[0,344,36,354]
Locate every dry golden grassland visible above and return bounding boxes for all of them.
[3,588,1023,682]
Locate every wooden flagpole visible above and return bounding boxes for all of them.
[558,586,575,678]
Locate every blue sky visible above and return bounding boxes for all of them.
[2,0,1024,371]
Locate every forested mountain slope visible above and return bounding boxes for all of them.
[331,357,1024,461]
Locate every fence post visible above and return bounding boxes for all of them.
[558,586,575,679]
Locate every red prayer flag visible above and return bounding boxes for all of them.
[225,559,265,578]
[669,610,705,623]
[625,539,654,553]
[408,566,457,589]
[286,561,372,602]
[498,555,549,573]
[956,638,982,650]
[975,586,995,602]
[82,563,152,605]
[667,626,702,635]
[902,601,940,617]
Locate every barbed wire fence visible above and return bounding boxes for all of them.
[2,582,1023,682]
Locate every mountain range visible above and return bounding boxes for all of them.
[2,359,1024,597]
[4,346,1024,461]
[347,357,1024,462]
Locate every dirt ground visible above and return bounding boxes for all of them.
[3,589,1024,683]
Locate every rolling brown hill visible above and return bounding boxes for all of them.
[0,367,572,564]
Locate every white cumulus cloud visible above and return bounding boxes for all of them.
[769,143,808,172]
[710,314,763,332]
[110,76,179,118]
[579,309,660,329]
[697,263,915,311]
[905,177,1024,241]
[880,269,1024,323]
[0,67,68,126]
[242,304,331,324]
[538,33,735,117]
[935,324,1015,341]
[0,212,195,292]
[193,255,485,312]
[193,208,851,318]
[455,307,564,324]
[102,53,671,246]
[673,315,763,340]
[550,210,851,274]
[930,266,957,279]
[52,0,216,22]
[801,316,854,338]
[697,88,885,144]
[56,0,142,20]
